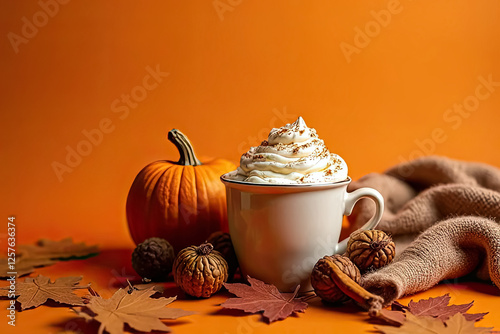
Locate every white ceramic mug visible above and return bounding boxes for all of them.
[220,175,384,292]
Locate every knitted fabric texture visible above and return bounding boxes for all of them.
[347,156,500,305]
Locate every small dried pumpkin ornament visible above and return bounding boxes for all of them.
[311,254,360,304]
[345,229,395,272]
[173,242,228,298]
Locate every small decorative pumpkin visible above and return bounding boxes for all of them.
[345,229,395,272]
[172,242,228,298]
[311,254,360,304]
[126,129,236,251]
[207,231,239,281]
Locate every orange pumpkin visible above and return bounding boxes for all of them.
[126,129,236,251]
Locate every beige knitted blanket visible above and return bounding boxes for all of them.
[347,156,500,305]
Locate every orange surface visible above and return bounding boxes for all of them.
[1,0,500,333]
[2,251,500,334]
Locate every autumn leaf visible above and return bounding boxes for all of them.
[19,238,99,260]
[134,283,165,294]
[0,238,98,279]
[75,286,195,334]
[221,276,308,323]
[372,293,489,327]
[445,314,494,333]
[0,256,57,278]
[391,300,409,312]
[464,313,490,322]
[408,294,487,322]
[375,313,446,334]
[0,275,88,310]
[408,294,488,321]
[375,313,492,334]
[372,309,406,326]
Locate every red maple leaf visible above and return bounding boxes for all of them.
[372,293,490,329]
[408,293,487,322]
[221,276,308,323]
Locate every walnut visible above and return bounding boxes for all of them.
[311,254,360,303]
[346,230,395,272]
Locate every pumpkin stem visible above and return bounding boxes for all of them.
[168,129,202,166]
[197,243,214,255]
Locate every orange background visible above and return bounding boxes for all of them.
[1,0,500,333]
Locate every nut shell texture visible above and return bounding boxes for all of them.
[131,237,175,281]
[173,244,228,298]
[311,254,360,303]
[346,230,395,271]
[207,231,239,280]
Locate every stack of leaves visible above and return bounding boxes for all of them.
[373,294,496,333]
[0,275,195,334]
[0,275,88,309]
[75,285,195,334]
[221,276,308,322]
[0,238,98,278]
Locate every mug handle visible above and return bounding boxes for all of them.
[334,187,384,254]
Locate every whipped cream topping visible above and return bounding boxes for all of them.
[225,117,348,184]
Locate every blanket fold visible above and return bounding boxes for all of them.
[347,156,500,305]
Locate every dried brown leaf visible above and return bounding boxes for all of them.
[408,293,487,322]
[0,256,57,278]
[391,300,408,312]
[19,238,99,260]
[375,313,445,334]
[0,275,87,309]
[0,238,98,279]
[75,286,194,334]
[464,313,489,322]
[221,276,308,323]
[375,313,492,334]
[372,308,406,326]
[133,283,165,294]
[445,314,493,333]
[373,294,491,328]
